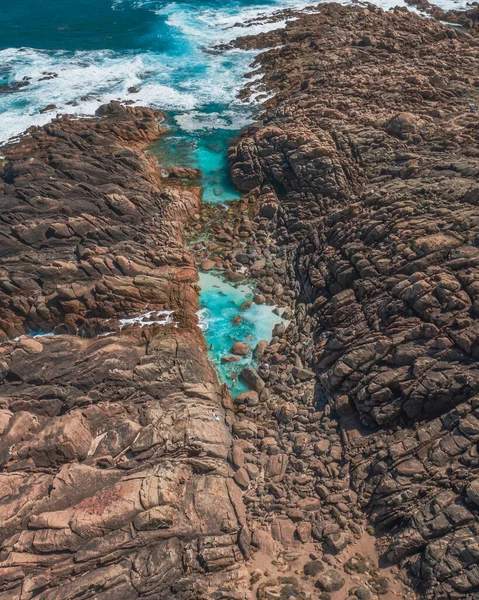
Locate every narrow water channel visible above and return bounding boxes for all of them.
[1,0,294,391]
[198,272,285,396]
[152,115,286,396]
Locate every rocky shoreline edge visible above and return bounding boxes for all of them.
[194,3,479,599]
[0,103,251,600]
[0,3,479,600]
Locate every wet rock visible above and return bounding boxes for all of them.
[225,269,244,282]
[39,104,57,114]
[200,258,216,271]
[166,166,200,179]
[253,340,269,359]
[232,341,251,356]
[221,355,241,363]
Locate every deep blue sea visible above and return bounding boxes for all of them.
[0,0,316,201]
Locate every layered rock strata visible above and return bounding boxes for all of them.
[220,4,479,598]
[0,104,249,599]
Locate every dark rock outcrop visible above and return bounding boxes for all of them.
[226,4,479,598]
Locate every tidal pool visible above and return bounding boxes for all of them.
[198,271,285,396]
[150,113,285,395]
[151,111,243,204]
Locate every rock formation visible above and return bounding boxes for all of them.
[0,103,249,599]
[2,3,479,599]
[221,4,479,598]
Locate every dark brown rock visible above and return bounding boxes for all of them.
[228,4,479,598]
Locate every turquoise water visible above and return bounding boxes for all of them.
[0,0,299,388]
[151,112,241,203]
[0,0,306,199]
[198,273,284,395]
[0,0,297,143]
[0,0,439,388]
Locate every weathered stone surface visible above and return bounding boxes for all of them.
[315,568,345,592]
[231,341,251,356]
[0,103,249,599]
[239,366,265,392]
[226,4,479,598]
[235,391,260,407]
[201,258,216,271]
[265,453,288,482]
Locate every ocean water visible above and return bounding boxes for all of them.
[0,0,468,143]
[0,0,302,388]
[0,0,467,176]
[0,0,467,387]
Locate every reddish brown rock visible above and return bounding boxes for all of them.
[265,453,288,482]
[0,103,249,599]
[201,258,216,271]
[234,391,259,407]
[231,341,251,356]
[228,4,479,598]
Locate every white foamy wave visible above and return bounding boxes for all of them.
[160,1,312,46]
[1,0,471,144]
[175,109,253,132]
[119,310,174,329]
[197,308,210,331]
[0,0,322,143]
[0,47,198,143]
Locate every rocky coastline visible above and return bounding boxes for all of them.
[197,3,479,599]
[0,103,250,600]
[1,3,479,600]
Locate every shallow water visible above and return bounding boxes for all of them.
[198,272,285,395]
[150,112,242,204]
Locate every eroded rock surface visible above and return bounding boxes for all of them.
[0,104,249,599]
[223,4,479,598]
